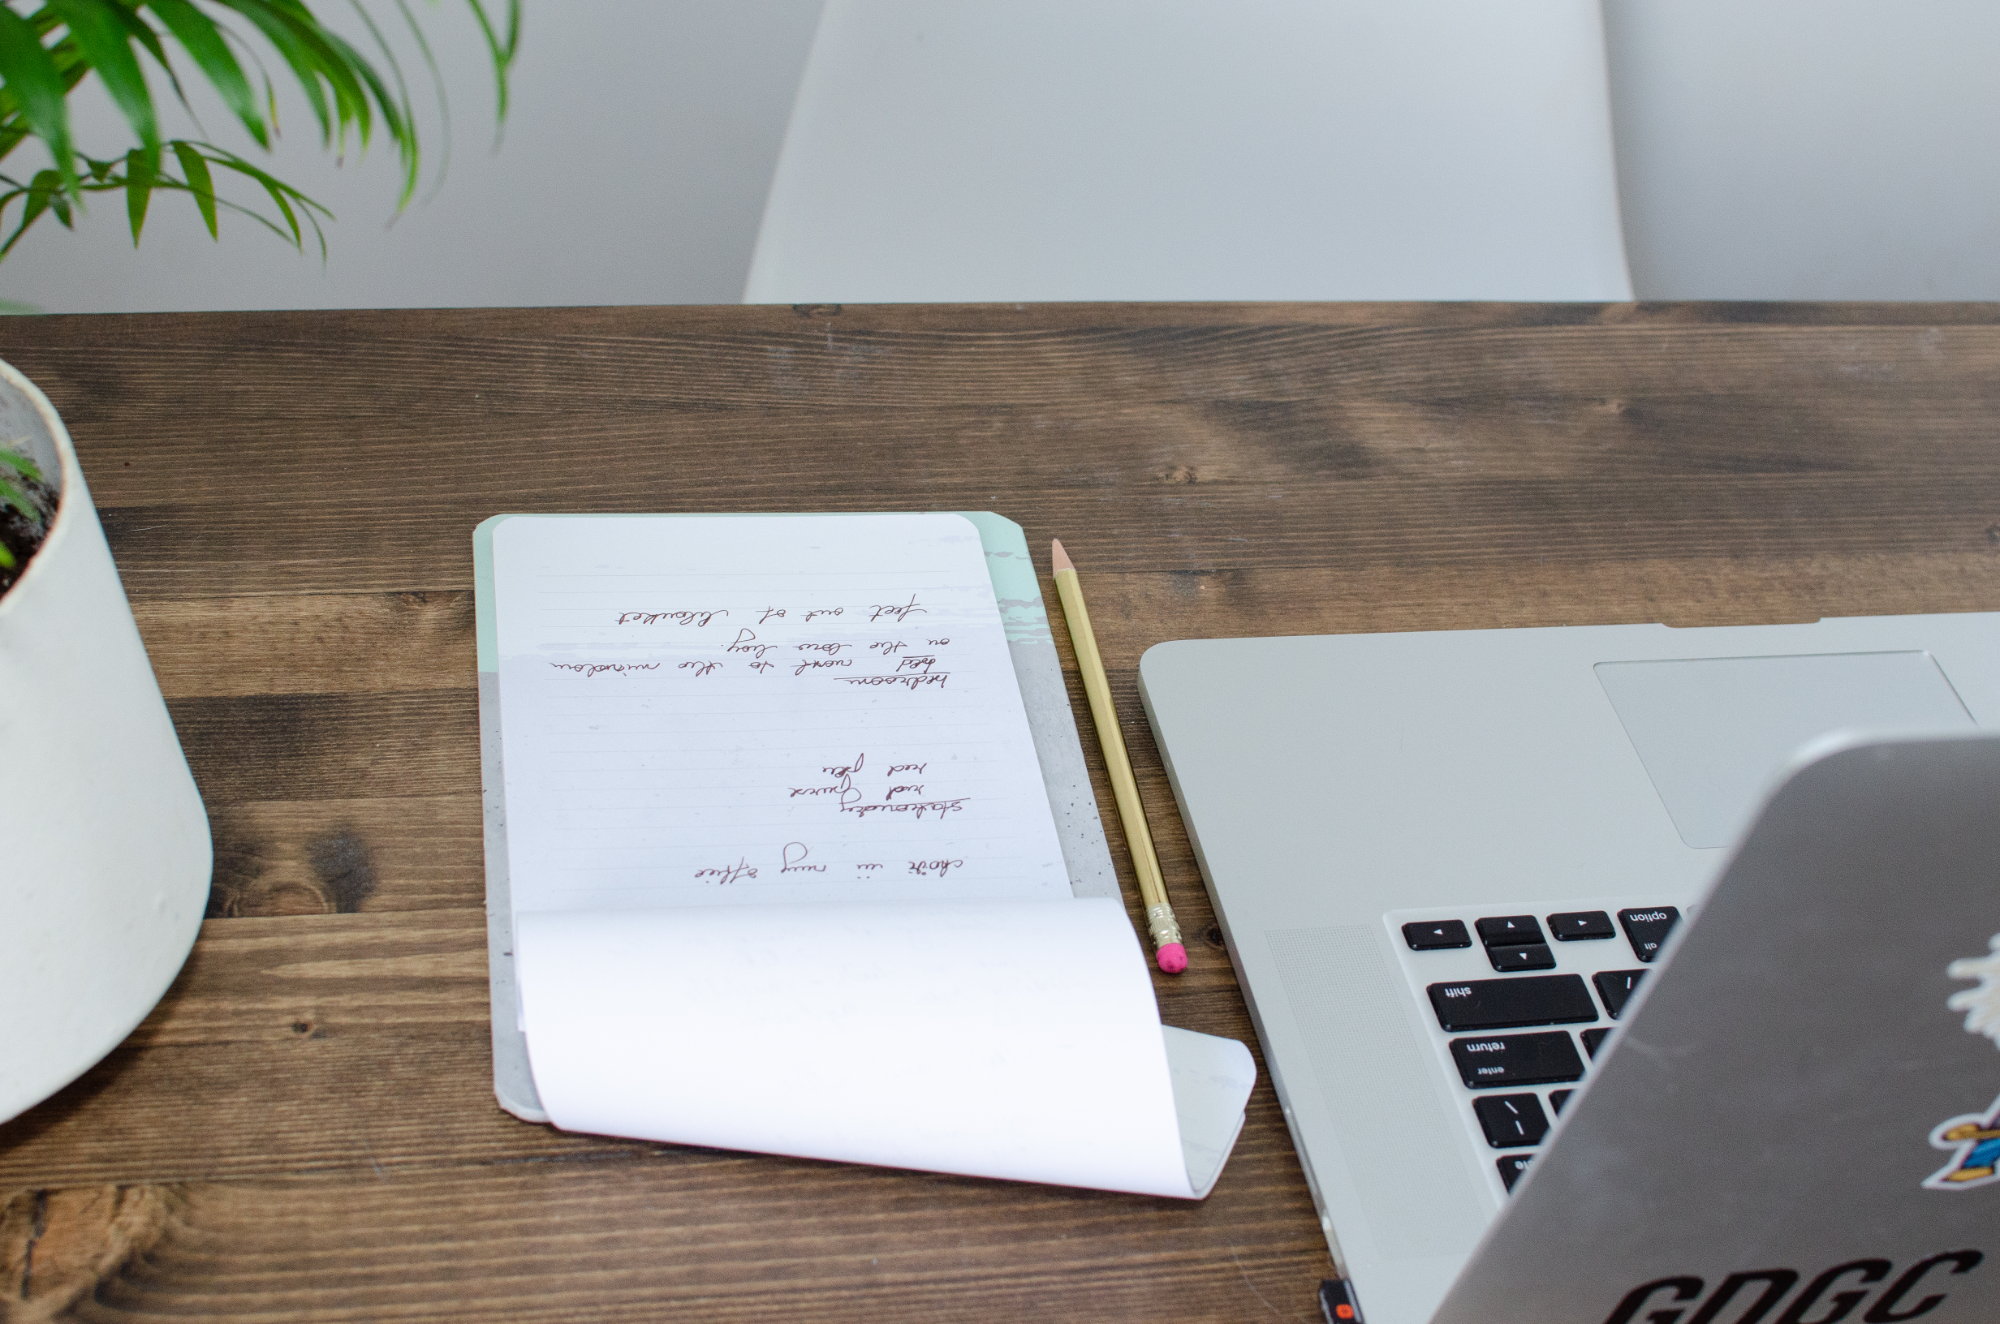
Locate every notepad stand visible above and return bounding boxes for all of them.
[473,511,1120,1122]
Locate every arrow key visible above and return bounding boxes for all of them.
[1403,919,1472,950]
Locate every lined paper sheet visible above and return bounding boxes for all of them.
[516,898,1228,1198]
[493,513,1070,913]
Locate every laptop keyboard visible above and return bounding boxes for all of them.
[1385,901,1687,1199]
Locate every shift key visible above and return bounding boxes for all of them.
[1428,975,1598,1032]
[1450,1032,1586,1089]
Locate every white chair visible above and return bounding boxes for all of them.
[746,0,1634,304]
[1604,0,2000,299]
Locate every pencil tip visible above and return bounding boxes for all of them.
[1050,539,1073,572]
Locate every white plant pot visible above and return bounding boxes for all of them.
[0,358,211,1123]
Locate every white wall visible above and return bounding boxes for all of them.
[1606,0,2000,300]
[0,1,825,312]
[13,1,2000,309]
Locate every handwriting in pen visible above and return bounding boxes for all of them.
[757,606,845,624]
[841,798,968,822]
[840,672,948,690]
[808,753,866,808]
[726,629,776,659]
[548,662,661,677]
[694,857,757,885]
[617,609,728,627]
[780,842,827,874]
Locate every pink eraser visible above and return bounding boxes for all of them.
[1156,943,1188,974]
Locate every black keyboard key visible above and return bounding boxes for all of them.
[1548,910,1615,941]
[1487,942,1556,972]
[1497,1154,1534,1192]
[1582,1027,1613,1058]
[1476,915,1544,947]
[1450,1032,1587,1088]
[1473,1093,1550,1148]
[1403,919,1472,950]
[1550,1089,1574,1115]
[1427,975,1597,1032]
[1618,907,1681,963]
[1593,969,1649,1019]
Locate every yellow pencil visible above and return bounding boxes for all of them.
[1050,539,1187,973]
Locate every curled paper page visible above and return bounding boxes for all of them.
[517,897,1254,1198]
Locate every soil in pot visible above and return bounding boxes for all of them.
[0,465,56,597]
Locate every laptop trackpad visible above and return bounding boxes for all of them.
[1596,651,1974,848]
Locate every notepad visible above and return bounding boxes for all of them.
[476,512,1254,1199]
[493,512,1071,911]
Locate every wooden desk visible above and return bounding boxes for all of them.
[3,302,1998,1322]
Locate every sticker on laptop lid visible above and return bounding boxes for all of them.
[1924,934,2000,1190]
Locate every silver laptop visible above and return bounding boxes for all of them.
[1137,613,2000,1324]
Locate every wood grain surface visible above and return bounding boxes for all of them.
[3,301,1999,1322]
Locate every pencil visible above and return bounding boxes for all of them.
[1049,539,1187,974]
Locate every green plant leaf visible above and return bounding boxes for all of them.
[319,23,415,200]
[0,476,39,520]
[1,0,519,267]
[200,143,333,257]
[386,0,451,201]
[46,0,160,152]
[1,170,63,257]
[276,18,373,147]
[0,5,76,189]
[104,3,181,102]
[145,0,268,148]
[45,168,73,226]
[0,448,43,545]
[461,0,518,123]
[125,143,157,242]
[208,0,336,147]
[347,0,427,202]
[172,138,217,236]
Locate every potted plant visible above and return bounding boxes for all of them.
[0,361,214,1121]
[0,0,516,1122]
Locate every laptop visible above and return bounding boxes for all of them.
[1136,612,2000,1324]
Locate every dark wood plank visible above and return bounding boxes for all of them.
[134,591,475,699]
[204,796,482,916]
[168,691,478,805]
[9,310,1993,604]
[1,1164,1323,1323]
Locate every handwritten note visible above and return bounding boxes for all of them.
[493,513,1071,914]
